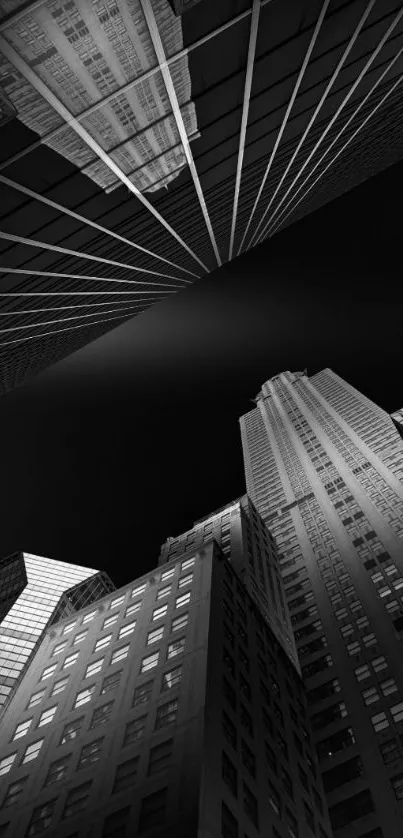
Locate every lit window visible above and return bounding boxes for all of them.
[171,612,188,633]
[371,712,389,732]
[82,610,97,624]
[50,676,69,697]
[0,753,17,776]
[178,573,193,589]
[85,658,104,679]
[390,703,403,724]
[103,613,118,630]
[161,567,176,582]
[372,656,387,673]
[157,585,171,600]
[381,678,398,696]
[152,604,168,621]
[118,620,136,639]
[147,626,164,645]
[94,634,112,653]
[73,630,88,645]
[155,699,178,730]
[362,687,379,706]
[167,637,185,659]
[161,665,182,693]
[27,689,46,709]
[62,622,76,635]
[110,595,125,610]
[62,652,79,670]
[131,583,147,599]
[355,664,370,682]
[52,641,67,656]
[74,686,95,708]
[363,633,377,647]
[125,602,141,618]
[181,557,195,571]
[111,644,130,664]
[175,592,191,609]
[11,719,32,740]
[346,641,361,656]
[38,705,57,727]
[22,738,44,763]
[40,663,57,681]
[62,781,92,819]
[140,652,159,673]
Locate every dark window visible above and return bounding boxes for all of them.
[329,789,375,830]
[391,773,403,800]
[77,738,104,770]
[221,802,238,838]
[260,680,271,706]
[281,767,293,799]
[101,671,122,695]
[222,712,237,750]
[155,699,178,730]
[240,704,253,737]
[138,787,167,832]
[298,764,309,791]
[222,751,237,797]
[62,781,92,819]
[238,625,248,646]
[2,778,27,808]
[132,680,153,707]
[380,739,400,765]
[224,624,235,649]
[323,756,364,793]
[307,679,341,704]
[265,742,277,774]
[286,807,299,838]
[223,650,235,678]
[223,678,236,711]
[44,755,71,786]
[123,715,146,746]
[316,727,355,760]
[262,708,274,737]
[304,802,315,832]
[312,787,324,815]
[101,806,130,838]
[148,739,173,776]
[242,783,258,828]
[274,704,284,727]
[277,732,288,760]
[268,779,281,815]
[112,757,139,794]
[353,537,364,547]
[238,648,249,672]
[241,740,256,778]
[26,800,56,836]
[60,718,84,745]
[293,732,303,756]
[239,675,251,701]
[90,702,114,729]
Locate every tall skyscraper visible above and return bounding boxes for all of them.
[159,493,299,672]
[0,541,333,838]
[240,368,403,838]
[0,551,115,715]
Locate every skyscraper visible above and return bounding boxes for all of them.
[0,541,333,838]
[240,368,403,837]
[0,551,115,715]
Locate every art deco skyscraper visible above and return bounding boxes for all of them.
[240,369,403,838]
[0,551,115,715]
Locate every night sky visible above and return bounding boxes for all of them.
[0,157,401,589]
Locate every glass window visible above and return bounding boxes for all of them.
[372,656,387,673]
[133,680,153,707]
[94,635,112,653]
[73,630,88,645]
[125,601,141,619]
[11,719,32,740]
[175,592,191,609]
[50,676,69,697]
[102,807,130,837]
[52,641,67,656]
[156,585,171,600]
[90,702,114,729]
[381,678,398,696]
[161,665,182,693]
[241,740,256,778]
[111,644,130,665]
[110,595,125,610]
[38,705,57,727]
[2,778,28,808]
[152,604,168,622]
[118,620,136,639]
[355,664,370,682]
[371,712,389,732]
[221,801,238,838]
[181,557,195,571]
[77,738,104,770]
[392,773,403,800]
[391,703,403,724]
[240,675,251,701]
[222,751,237,797]
[62,652,80,670]
[243,782,258,827]
[112,757,139,794]
[0,753,17,776]
[44,755,71,787]
[85,658,104,679]
[62,622,76,635]
[155,699,178,730]
[26,798,56,835]
[74,686,95,708]
[82,610,97,624]
[148,739,173,776]
[138,788,167,832]
[167,637,185,660]
[171,612,188,633]
[26,689,46,709]
[140,652,159,673]
[131,583,146,599]
[222,711,237,750]
[22,738,44,763]
[240,704,253,737]
[123,715,147,746]
[40,663,57,681]
[62,781,92,819]
[362,687,379,706]
[100,671,122,695]
[161,567,176,582]
[147,626,164,645]
[103,614,119,630]
[178,573,193,589]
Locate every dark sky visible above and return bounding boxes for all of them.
[0,158,402,589]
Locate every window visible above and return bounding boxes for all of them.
[138,788,167,832]
[62,651,80,669]
[77,738,104,770]
[391,702,403,724]
[363,633,377,647]
[152,604,168,621]
[50,676,69,697]
[155,699,178,730]
[22,738,44,763]
[161,567,176,582]
[0,753,16,776]
[161,665,182,693]
[113,757,139,793]
[62,781,92,819]
[157,585,171,600]
[355,664,370,682]
[238,648,250,672]
[329,789,375,830]
[316,727,355,758]
[222,712,237,750]
[381,678,398,697]
[85,658,104,679]
[103,614,119,630]
[125,602,141,619]
[94,635,112,653]
[239,675,251,701]
[38,705,57,727]
[175,592,191,609]
[102,807,130,838]
[171,612,188,633]
[223,649,235,677]
[131,583,146,599]
[221,801,238,838]
[140,652,159,673]
[286,808,299,838]
[281,767,293,799]
[362,686,380,706]
[26,689,46,709]
[241,740,256,778]
[277,732,288,760]
[40,663,57,681]
[347,641,361,656]
[268,779,281,815]
[111,644,130,664]
[323,756,364,793]
[123,716,147,746]
[391,773,403,800]
[11,718,32,740]
[44,755,71,786]
[110,595,125,610]
[63,621,76,635]
[372,656,387,673]
[60,719,84,745]
[82,610,97,624]
[304,802,315,833]
[243,783,258,827]
[101,671,122,694]
[73,630,88,645]
[90,702,114,729]
[222,751,238,797]
[371,712,389,733]
[178,573,193,588]
[133,680,153,707]
[2,778,27,808]
[167,637,185,659]
[298,764,309,791]
[147,626,164,645]
[52,641,67,656]
[74,686,95,708]
[240,704,253,737]
[118,621,136,640]
[181,556,195,571]
[223,677,236,711]
[148,739,173,776]
[224,623,235,649]
[380,738,400,765]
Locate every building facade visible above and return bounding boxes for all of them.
[0,543,333,838]
[240,368,403,838]
[0,551,114,715]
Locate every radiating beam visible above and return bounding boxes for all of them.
[0,265,179,289]
[0,312,137,348]
[0,288,175,297]
[0,174,196,280]
[0,35,208,273]
[259,6,403,240]
[0,299,156,315]
[236,0,331,256]
[268,71,403,238]
[246,0,377,251]
[0,303,148,333]
[228,0,261,261]
[0,233,187,288]
[139,0,221,267]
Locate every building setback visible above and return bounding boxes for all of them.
[0,551,115,716]
[240,368,403,838]
[0,543,332,838]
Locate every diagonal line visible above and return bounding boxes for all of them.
[0,289,175,297]
[228,0,261,261]
[139,0,221,267]
[0,304,148,333]
[260,7,403,239]
[236,0,331,255]
[0,175,196,280]
[0,234,186,288]
[0,298,164,315]
[268,72,403,238]
[0,34,208,273]
[267,47,403,236]
[0,312,137,347]
[247,0,377,251]
[0,265,179,289]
